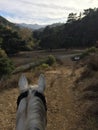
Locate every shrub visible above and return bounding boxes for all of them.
[87,47,96,53]
[0,57,14,78]
[80,47,96,59]
[41,63,49,69]
[34,63,49,72]
[45,55,56,66]
[0,48,7,58]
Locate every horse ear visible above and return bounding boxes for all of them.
[38,74,46,93]
[18,74,28,92]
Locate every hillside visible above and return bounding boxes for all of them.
[0,15,19,30]
[0,24,27,55]
[33,8,98,50]
[17,22,63,30]
[71,51,98,129]
[0,49,98,130]
[0,16,36,55]
[17,23,46,30]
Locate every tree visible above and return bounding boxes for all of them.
[0,37,3,48]
[0,57,14,78]
[0,48,7,58]
[66,13,77,23]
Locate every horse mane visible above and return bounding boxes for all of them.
[16,74,47,130]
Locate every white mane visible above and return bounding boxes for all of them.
[16,74,47,130]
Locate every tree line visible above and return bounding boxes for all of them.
[33,8,98,50]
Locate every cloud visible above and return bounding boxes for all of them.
[0,0,98,24]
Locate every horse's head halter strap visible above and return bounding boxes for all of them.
[17,90,47,111]
[17,91,28,109]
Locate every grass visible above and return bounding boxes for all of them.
[0,49,98,130]
[72,52,98,130]
[13,55,56,74]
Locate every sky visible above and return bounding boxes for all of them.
[0,0,98,25]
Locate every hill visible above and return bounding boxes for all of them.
[0,16,37,55]
[0,49,98,130]
[17,23,46,30]
[33,8,98,50]
[0,15,19,30]
[17,22,63,30]
[0,16,27,55]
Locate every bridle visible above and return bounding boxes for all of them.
[17,90,47,111]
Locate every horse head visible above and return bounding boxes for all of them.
[16,74,47,130]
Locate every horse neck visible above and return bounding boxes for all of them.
[16,91,47,130]
[26,95,47,130]
[16,98,27,130]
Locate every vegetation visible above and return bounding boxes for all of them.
[0,16,40,78]
[0,48,7,58]
[79,46,96,59]
[13,55,56,73]
[0,25,27,54]
[0,48,14,78]
[45,55,56,66]
[33,8,98,50]
[0,16,37,55]
[0,57,14,78]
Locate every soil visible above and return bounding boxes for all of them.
[0,66,79,130]
[0,50,97,130]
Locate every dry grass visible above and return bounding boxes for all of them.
[0,65,77,130]
[72,54,98,130]
[0,50,98,130]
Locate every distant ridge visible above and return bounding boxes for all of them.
[17,23,46,30]
[0,15,19,30]
[17,22,64,30]
[0,16,14,27]
[0,15,64,30]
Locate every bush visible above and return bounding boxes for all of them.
[0,57,14,78]
[41,63,49,69]
[87,47,96,53]
[80,47,96,59]
[0,48,7,58]
[45,55,56,66]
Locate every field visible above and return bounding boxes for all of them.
[0,50,98,130]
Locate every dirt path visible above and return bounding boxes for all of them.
[0,66,80,130]
[45,68,80,130]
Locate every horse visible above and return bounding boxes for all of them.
[16,74,47,130]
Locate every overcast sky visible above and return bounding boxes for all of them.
[0,0,98,25]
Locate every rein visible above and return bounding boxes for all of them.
[17,90,47,111]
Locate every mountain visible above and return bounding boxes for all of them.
[0,16,13,26]
[17,22,64,30]
[0,15,18,30]
[17,23,46,30]
[0,16,27,54]
[48,23,64,28]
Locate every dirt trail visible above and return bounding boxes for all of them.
[46,68,80,130]
[0,66,80,130]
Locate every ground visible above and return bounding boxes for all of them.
[0,66,78,130]
[0,50,97,130]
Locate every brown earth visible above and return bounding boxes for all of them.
[0,66,76,130]
[0,50,98,130]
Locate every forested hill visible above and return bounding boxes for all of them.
[0,15,19,30]
[33,8,98,50]
[0,16,36,55]
[0,16,28,55]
